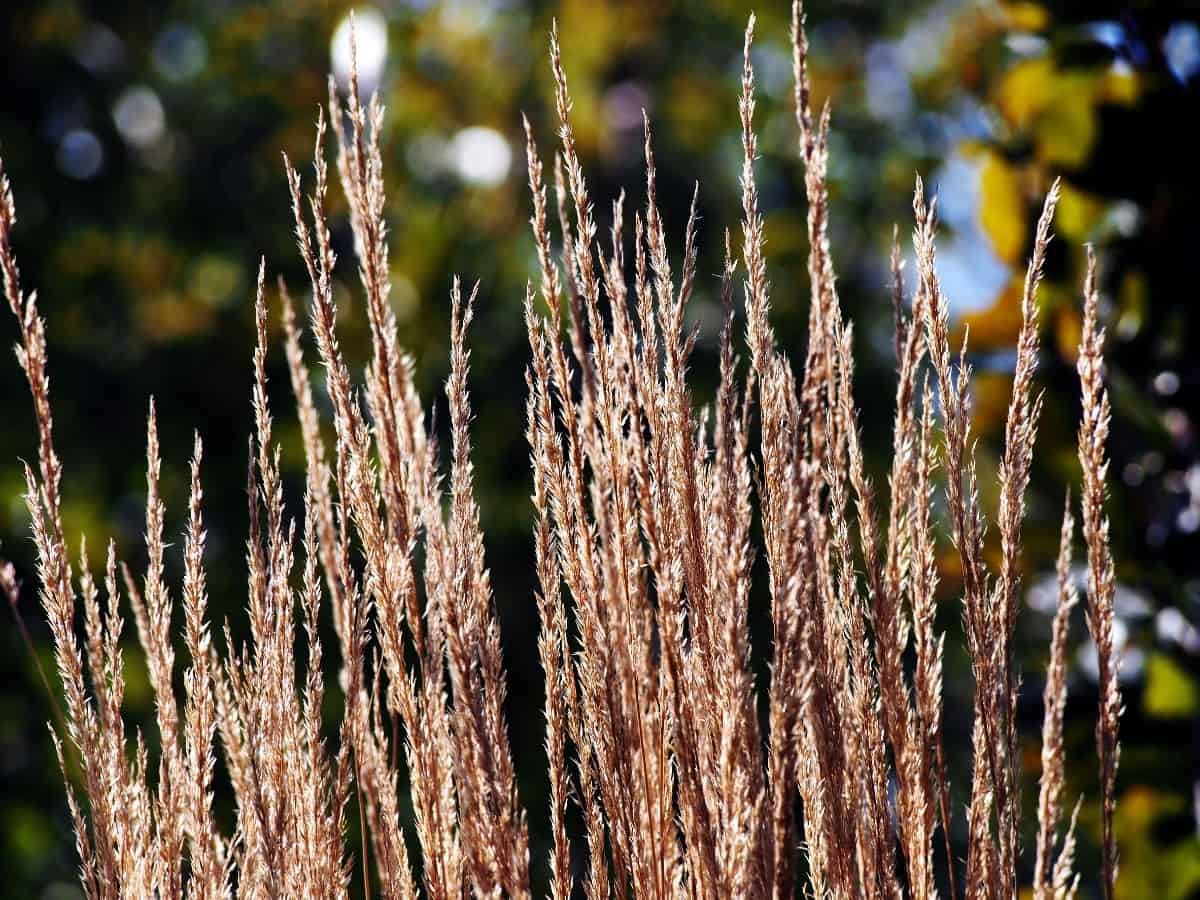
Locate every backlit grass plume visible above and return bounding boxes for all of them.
[2,3,1121,897]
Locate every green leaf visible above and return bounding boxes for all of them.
[1144,651,1200,719]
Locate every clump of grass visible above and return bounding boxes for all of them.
[2,3,1121,897]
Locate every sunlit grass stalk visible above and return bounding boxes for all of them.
[1,4,1122,897]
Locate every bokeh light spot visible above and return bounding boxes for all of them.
[56,129,104,180]
[152,24,207,82]
[113,86,165,149]
[332,8,389,91]
[449,126,511,186]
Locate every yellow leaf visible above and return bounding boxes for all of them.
[995,60,1099,168]
[995,58,1056,131]
[1055,306,1082,363]
[1034,77,1097,168]
[1099,65,1140,106]
[1055,182,1104,242]
[971,371,1014,438]
[979,154,1026,266]
[1113,787,1188,900]
[954,276,1024,351]
[1116,269,1148,339]
[1002,2,1050,31]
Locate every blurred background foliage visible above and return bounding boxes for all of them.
[1,0,1198,896]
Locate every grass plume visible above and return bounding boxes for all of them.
[2,5,1122,897]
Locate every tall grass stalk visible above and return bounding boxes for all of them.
[1,4,1120,897]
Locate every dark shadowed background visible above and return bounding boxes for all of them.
[1,0,1198,896]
